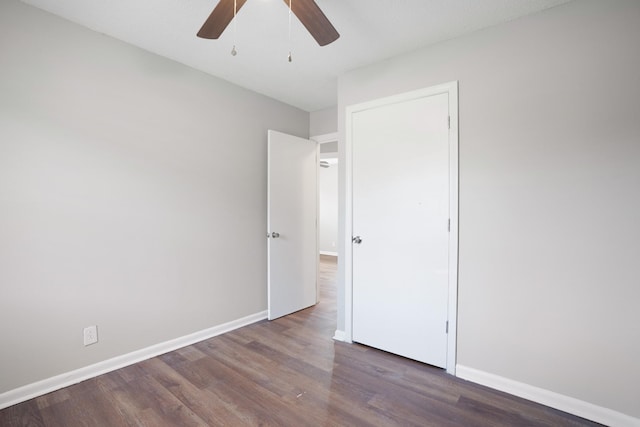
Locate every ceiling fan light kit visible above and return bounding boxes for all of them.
[197,0,339,61]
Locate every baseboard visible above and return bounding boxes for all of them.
[320,251,338,257]
[456,365,640,427]
[333,329,346,341]
[0,310,267,410]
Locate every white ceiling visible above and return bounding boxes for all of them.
[21,0,571,112]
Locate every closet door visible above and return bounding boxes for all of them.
[351,91,450,368]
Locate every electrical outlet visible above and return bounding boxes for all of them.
[83,325,98,346]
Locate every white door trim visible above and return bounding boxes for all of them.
[344,81,459,374]
[311,132,338,144]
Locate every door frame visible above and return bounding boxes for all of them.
[344,81,459,374]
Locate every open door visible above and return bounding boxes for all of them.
[267,130,318,320]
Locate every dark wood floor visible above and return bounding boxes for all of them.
[1,255,601,426]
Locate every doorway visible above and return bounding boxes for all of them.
[314,133,339,334]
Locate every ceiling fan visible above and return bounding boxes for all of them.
[197,0,340,46]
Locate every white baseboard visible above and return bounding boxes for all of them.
[333,329,346,341]
[456,365,640,427]
[320,251,338,257]
[0,310,267,410]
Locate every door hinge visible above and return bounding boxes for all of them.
[447,116,451,129]
[448,219,450,232]
[446,321,449,334]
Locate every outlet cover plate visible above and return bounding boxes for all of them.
[83,325,98,346]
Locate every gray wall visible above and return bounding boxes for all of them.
[319,162,338,254]
[0,0,308,394]
[338,0,640,419]
[309,106,337,137]
[319,141,337,154]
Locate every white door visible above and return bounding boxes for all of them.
[351,91,451,368]
[267,130,318,320]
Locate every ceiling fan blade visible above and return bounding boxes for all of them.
[197,0,248,39]
[284,0,339,46]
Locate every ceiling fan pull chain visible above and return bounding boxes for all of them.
[231,0,238,56]
[288,0,293,62]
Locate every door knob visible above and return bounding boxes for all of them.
[271,232,280,239]
[352,236,362,244]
